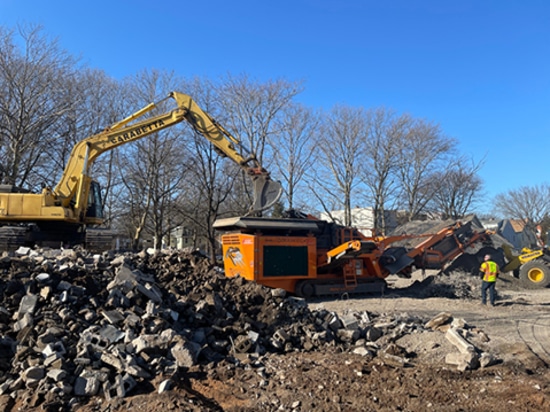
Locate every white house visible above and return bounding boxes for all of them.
[320,207,399,236]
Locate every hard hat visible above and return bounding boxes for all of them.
[484,254,491,260]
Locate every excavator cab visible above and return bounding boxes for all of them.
[85,181,104,221]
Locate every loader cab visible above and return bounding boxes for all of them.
[85,180,104,220]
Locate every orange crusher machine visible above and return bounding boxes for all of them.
[214,215,490,297]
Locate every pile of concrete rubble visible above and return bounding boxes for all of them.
[0,247,497,410]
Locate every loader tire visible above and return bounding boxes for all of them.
[518,260,550,289]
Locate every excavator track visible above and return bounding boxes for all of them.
[0,225,113,253]
[85,229,114,253]
[0,226,31,251]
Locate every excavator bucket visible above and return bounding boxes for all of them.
[251,176,283,213]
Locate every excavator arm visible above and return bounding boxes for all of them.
[54,91,282,215]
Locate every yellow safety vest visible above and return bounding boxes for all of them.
[481,261,498,282]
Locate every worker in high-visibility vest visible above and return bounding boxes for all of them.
[480,254,499,306]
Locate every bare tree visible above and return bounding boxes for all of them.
[181,134,239,259]
[361,108,406,234]
[116,71,191,250]
[117,149,154,249]
[395,117,456,221]
[216,74,302,208]
[53,69,127,228]
[314,105,367,226]
[270,103,319,210]
[0,24,79,189]
[429,156,484,219]
[494,184,550,232]
[166,77,244,259]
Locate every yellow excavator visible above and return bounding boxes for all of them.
[0,92,282,250]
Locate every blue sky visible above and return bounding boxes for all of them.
[1,1,549,212]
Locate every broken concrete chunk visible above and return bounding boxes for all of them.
[79,330,110,352]
[379,351,409,367]
[13,313,33,332]
[0,380,12,395]
[101,352,126,372]
[47,368,68,382]
[364,326,383,342]
[35,273,50,283]
[158,379,172,393]
[126,364,151,379]
[425,312,453,330]
[112,265,138,286]
[17,294,38,317]
[248,330,260,344]
[110,255,127,266]
[479,352,498,368]
[271,288,286,298]
[445,351,480,371]
[327,313,342,331]
[57,280,72,291]
[15,246,31,256]
[337,328,361,343]
[472,328,490,343]
[74,374,101,396]
[42,341,66,358]
[171,339,201,368]
[271,329,290,349]
[131,329,176,354]
[445,327,475,354]
[341,316,359,330]
[99,325,125,344]
[22,366,45,383]
[135,283,162,303]
[100,309,125,325]
[43,352,64,367]
[352,346,374,357]
[39,286,52,300]
[234,334,252,353]
[451,318,468,329]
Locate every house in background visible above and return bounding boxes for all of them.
[497,219,538,250]
[320,207,399,236]
[167,226,199,250]
[478,217,500,232]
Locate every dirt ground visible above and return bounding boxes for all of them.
[64,269,550,412]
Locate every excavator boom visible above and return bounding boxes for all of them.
[55,92,281,214]
[0,91,282,250]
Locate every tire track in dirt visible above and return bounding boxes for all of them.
[515,315,550,365]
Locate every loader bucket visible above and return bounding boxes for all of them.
[251,176,283,213]
[502,256,522,273]
[500,243,521,273]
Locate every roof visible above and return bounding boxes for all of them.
[500,219,528,233]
